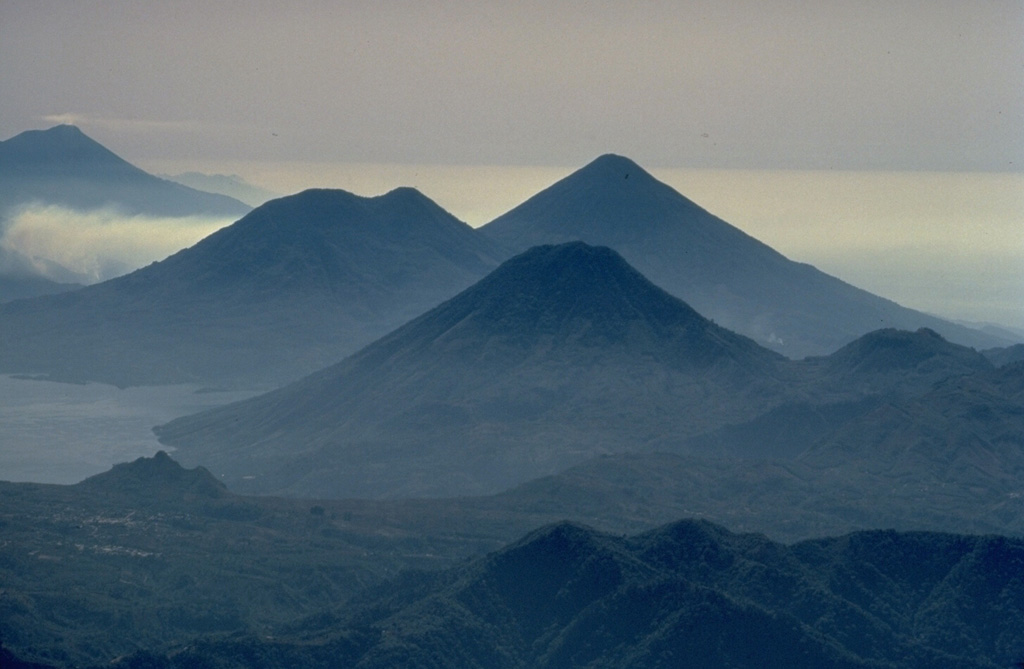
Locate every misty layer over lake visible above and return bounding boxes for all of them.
[0,375,257,484]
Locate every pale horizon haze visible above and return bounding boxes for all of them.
[1,1,1022,330]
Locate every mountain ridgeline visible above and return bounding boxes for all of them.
[4,451,1023,669]
[105,520,1024,669]
[0,141,1011,386]
[76,450,227,501]
[480,154,1008,357]
[155,242,1012,502]
[0,186,504,386]
[4,135,1024,669]
[156,242,794,498]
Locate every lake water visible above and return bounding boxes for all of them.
[0,375,257,484]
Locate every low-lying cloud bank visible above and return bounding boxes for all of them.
[0,203,236,283]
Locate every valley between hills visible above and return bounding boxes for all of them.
[1,126,1022,668]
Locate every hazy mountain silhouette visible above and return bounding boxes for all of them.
[800,361,1024,482]
[156,242,794,498]
[0,274,79,302]
[485,354,1024,541]
[0,246,82,301]
[0,125,251,293]
[0,125,250,218]
[480,154,1007,357]
[800,326,994,397]
[156,244,1007,500]
[76,450,226,501]
[0,187,503,386]
[162,171,280,207]
[984,343,1024,367]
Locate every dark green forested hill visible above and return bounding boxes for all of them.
[104,521,1024,669]
[4,452,1023,669]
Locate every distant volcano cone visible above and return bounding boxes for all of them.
[481,155,1006,357]
[0,186,504,386]
[0,125,250,217]
[156,242,789,499]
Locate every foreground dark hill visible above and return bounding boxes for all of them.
[113,521,1024,669]
[3,451,1022,667]
[0,125,249,218]
[480,154,1006,357]
[0,453,519,668]
[157,242,792,498]
[0,187,503,386]
[76,450,227,500]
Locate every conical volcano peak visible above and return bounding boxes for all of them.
[254,186,452,225]
[155,183,498,296]
[481,153,712,249]
[558,154,673,197]
[155,244,787,499]
[15,124,91,145]
[389,241,777,366]
[480,155,1009,359]
[577,153,652,181]
[504,239,620,269]
[42,123,88,138]
[34,124,90,142]
[0,125,251,219]
[463,241,678,321]
[0,124,123,167]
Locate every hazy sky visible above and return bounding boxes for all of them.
[1,1,1022,329]
[1,1,1021,171]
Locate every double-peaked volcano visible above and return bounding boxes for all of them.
[481,154,1005,357]
[0,187,503,386]
[157,242,791,499]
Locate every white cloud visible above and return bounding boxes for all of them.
[1,204,234,283]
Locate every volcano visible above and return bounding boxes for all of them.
[480,154,1005,357]
[156,242,790,498]
[0,187,503,386]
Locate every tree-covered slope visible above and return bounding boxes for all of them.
[108,521,1024,669]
